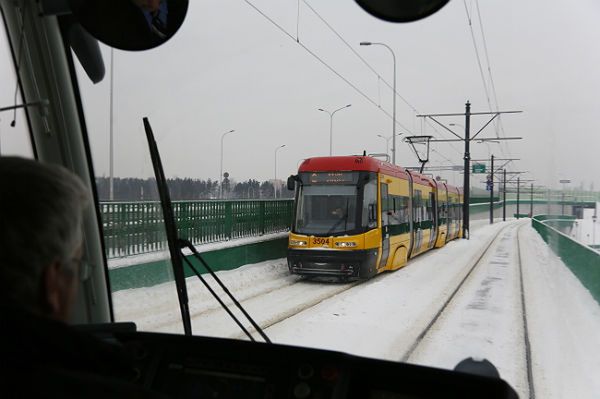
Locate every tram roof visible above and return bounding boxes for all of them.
[299,156,409,177]
[298,156,462,193]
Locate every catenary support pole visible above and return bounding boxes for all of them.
[530,183,534,216]
[462,101,471,239]
[517,177,521,218]
[489,154,494,224]
[503,169,507,221]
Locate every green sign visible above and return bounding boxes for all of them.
[472,163,486,173]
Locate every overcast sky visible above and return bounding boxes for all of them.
[3,0,600,191]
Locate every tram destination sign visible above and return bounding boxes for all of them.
[307,172,357,184]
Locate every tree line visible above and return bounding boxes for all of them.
[96,177,293,201]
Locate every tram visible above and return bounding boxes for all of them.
[287,155,463,279]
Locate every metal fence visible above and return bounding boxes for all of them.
[101,199,294,258]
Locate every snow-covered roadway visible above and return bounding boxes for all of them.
[114,219,600,398]
[406,222,531,396]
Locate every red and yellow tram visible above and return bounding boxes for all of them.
[287,155,463,279]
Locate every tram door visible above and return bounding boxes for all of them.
[378,183,390,269]
[428,192,437,248]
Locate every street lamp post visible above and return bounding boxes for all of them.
[274,144,286,199]
[360,41,397,164]
[593,210,597,245]
[377,133,402,159]
[318,104,351,156]
[109,48,114,201]
[219,129,235,199]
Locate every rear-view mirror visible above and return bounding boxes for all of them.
[287,175,296,191]
[355,0,450,23]
[69,0,189,51]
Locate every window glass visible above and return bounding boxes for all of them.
[362,180,378,229]
[0,17,33,159]
[63,2,600,395]
[295,185,357,235]
[73,46,185,334]
[380,183,389,226]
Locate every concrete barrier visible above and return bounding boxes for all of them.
[108,235,288,292]
[532,215,600,304]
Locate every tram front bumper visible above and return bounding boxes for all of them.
[287,248,379,279]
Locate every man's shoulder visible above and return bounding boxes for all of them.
[0,306,167,397]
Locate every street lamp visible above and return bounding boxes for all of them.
[360,41,397,164]
[377,133,402,158]
[219,129,235,199]
[318,105,351,156]
[274,144,286,199]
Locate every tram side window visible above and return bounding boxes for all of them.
[363,180,378,229]
[438,200,446,222]
[425,194,433,222]
[413,190,422,223]
[391,195,409,225]
[380,183,389,226]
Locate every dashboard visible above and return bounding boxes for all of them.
[109,330,519,399]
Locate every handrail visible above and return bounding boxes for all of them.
[100,199,293,258]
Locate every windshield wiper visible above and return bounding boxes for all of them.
[144,117,270,343]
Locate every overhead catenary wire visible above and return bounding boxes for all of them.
[464,0,513,161]
[301,0,464,155]
[242,0,414,133]
[474,1,512,160]
[244,0,473,167]
[463,0,492,113]
[302,0,418,113]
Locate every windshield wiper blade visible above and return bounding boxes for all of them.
[143,117,270,343]
[144,117,192,336]
[179,239,271,344]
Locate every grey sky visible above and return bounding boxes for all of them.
[3,0,600,191]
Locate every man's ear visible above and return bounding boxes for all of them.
[42,261,63,319]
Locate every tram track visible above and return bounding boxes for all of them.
[232,224,512,341]
[517,224,536,399]
[228,231,491,340]
[399,222,516,362]
[228,279,361,340]
[400,220,535,398]
[225,223,515,341]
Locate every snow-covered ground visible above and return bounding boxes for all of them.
[520,226,600,398]
[113,219,600,398]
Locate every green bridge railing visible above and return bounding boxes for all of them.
[101,199,293,259]
[100,197,595,260]
[532,215,600,305]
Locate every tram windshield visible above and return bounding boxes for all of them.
[293,172,377,236]
[294,185,357,235]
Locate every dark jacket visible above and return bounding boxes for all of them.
[0,306,165,398]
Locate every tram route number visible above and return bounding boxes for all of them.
[312,237,330,246]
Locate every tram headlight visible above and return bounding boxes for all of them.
[290,239,307,246]
[335,241,357,248]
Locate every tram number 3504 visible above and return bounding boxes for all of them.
[312,237,330,246]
